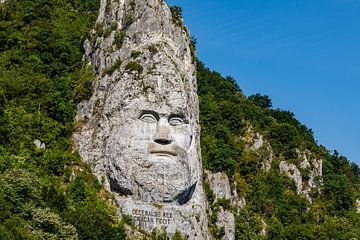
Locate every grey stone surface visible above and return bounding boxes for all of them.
[206,171,232,200]
[73,0,209,238]
[206,171,246,209]
[242,126,273,172]
[34,139,46,150]
[206,171,246,240]
[280,150,322,202]
[280,161,303,194]
[216,208,235,240]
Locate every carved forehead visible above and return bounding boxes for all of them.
[121,96,191,118]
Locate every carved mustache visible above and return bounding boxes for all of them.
[148,143,181,156]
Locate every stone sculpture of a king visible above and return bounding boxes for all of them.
[73,0,209,238]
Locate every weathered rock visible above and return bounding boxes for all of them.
[242,126,264,151]
[280,150,322,202]
[34,139,46,150]
[300,150,322,194]
[206,171,246,210]
[206,171,246,239]
[356,199,360,214]
[280,161,303,194]
[216,208,235,240]
[250,132,264,151]
[206,171,232,200]
[73,0,209,238]
[242,126,273,172]
[260,219,267,236]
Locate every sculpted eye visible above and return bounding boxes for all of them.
[140,114,157,123]
[169,117,184,126]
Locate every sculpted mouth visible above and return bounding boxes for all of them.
[150,150,177,156]
[148,143,178,156]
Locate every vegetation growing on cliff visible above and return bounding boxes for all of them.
[1,0,359,239]
[197,60,360,239]
[0,0,127,239]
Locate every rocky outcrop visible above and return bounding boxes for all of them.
[206,171,246,210]
[280,150,322,202]
[206,171,245,240]
[279,161,303,193]
[356,199,360,214]
[206,171,232,200]
[242,126,273,172]
[73,0,209,238]
[242,125,322,203]
[216,209,235,240]
[34,139,46,150]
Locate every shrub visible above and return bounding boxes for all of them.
[115,30,126,48]
[125,61,143,73]
[148,44,159,54]
[73,64,95,103]
[170,6,183,27]
[107,58,122,75]
[131,50,142,59]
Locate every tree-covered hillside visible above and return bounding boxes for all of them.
[0,1,127,239]
[1,1,359,239]
[197,61,360,239]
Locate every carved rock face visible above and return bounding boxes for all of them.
[106,97,198,203]
[73,0,209,238]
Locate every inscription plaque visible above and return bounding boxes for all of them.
[132,209,173,225]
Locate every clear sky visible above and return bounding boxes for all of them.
[167,0,360,165]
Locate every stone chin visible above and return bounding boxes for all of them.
[107,149,197,205]
[133,157,196,204]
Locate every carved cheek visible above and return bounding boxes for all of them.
[171,126,192,150]
[138,121,157,141]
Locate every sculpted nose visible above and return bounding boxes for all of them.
[154,118,172,145]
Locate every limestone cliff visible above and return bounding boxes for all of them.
[73,0,209,238]
[242,125,322,203]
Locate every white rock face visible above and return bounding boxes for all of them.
[356,199,360,214]
[280,161,303,193]
[206,171,232,200]
[206,171,246,240]
[34,139,46,150]
[73,0,209,238]
[279,150,322,202]
[216,208,235,240]
[242,126,273,172]
[250,132,264,151]
[242,126,264,151]
[206,171,245,209]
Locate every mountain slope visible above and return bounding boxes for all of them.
[0,1,127,239]
[0,1,359,239]
[197,60,360,239]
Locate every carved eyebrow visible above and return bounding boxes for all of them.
[139,110,159,120]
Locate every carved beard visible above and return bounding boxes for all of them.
[133,150,193,204]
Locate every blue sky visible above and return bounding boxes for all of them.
[167,0,360,165]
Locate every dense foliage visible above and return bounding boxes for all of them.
[1,0,359,239]
[0,1,127,239]
[197,61,360,239]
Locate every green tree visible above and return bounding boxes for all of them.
[248,94,272,109]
